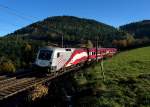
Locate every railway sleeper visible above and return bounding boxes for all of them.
[0,90,13,95]
[0,78,35,91]
[0,80,18,89]
[0,92,9,96]
[4,86,31,94]
[7,81,36,91]
[0,77,16,85]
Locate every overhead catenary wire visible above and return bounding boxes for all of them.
[0,3,39,22]
[0,3,40,36]
[0,3,63,45]
[0,17,21,28]
[0,16,25,36]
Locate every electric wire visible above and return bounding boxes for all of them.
[0,3,40,36]
[0,3,38,22]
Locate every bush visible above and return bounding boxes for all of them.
[27,85,48,101]
[0,59,16,73]
[77,96,122,107]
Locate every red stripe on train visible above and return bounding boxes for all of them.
[71,56,88,65]
[65,49,87,65]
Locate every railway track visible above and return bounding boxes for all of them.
[0,70,31,82]
[0,76,8,81]
[0,70,35,89]
[0,65,82,101]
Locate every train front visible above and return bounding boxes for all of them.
[34,47,54,72]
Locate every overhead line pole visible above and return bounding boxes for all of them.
[96,35,98,62]
[98,33,105,81]
[62,34,64,48]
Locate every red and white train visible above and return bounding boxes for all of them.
[35,47,117,72]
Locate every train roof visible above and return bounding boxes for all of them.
[39,46,117,52]
[40,47,75,52]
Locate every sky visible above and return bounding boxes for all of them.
[0,0,150,36]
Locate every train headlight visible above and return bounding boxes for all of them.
[51,66,57,70]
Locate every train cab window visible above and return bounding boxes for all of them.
[57,52,60,58]
[38,50,52,60]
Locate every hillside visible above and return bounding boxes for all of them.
[74,46,150,107]
[6,16,127,47]
[120,20,150,39]
[0,16,132,71]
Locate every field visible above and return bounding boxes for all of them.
[74,46,150,107]
[104,46,150,76]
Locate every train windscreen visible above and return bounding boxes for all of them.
[38,50,52,60]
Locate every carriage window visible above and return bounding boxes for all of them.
[92,52,94,55]
[57,53,60,58]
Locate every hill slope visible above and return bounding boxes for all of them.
[6,16,127,46]
[74,46,150,106]
[120,20,150,39]
[0,16,131,71]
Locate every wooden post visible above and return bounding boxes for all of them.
[101,58,105,81]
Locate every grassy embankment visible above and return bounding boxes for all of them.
[74,46,150,107]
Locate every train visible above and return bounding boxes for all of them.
[34,46,117,72]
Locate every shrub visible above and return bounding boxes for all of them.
[0,59,16,73]
[27,85,48,101]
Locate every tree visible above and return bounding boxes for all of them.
[126,34,135,45]
[112,39,118,46]
[86,40,93,48]
[121,39,127,47]
[21,43,33,68]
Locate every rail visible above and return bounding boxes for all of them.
[0,65,82,100]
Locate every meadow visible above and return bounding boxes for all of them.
[74,46,150,107]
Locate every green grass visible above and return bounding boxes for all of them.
[103,47,150,77]
[74,47,150,107]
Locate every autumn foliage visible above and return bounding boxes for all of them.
[27,85,48,101]
[112,34,136,48]
[0,59,16,73]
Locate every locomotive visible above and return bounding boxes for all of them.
[34,46,117,72]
